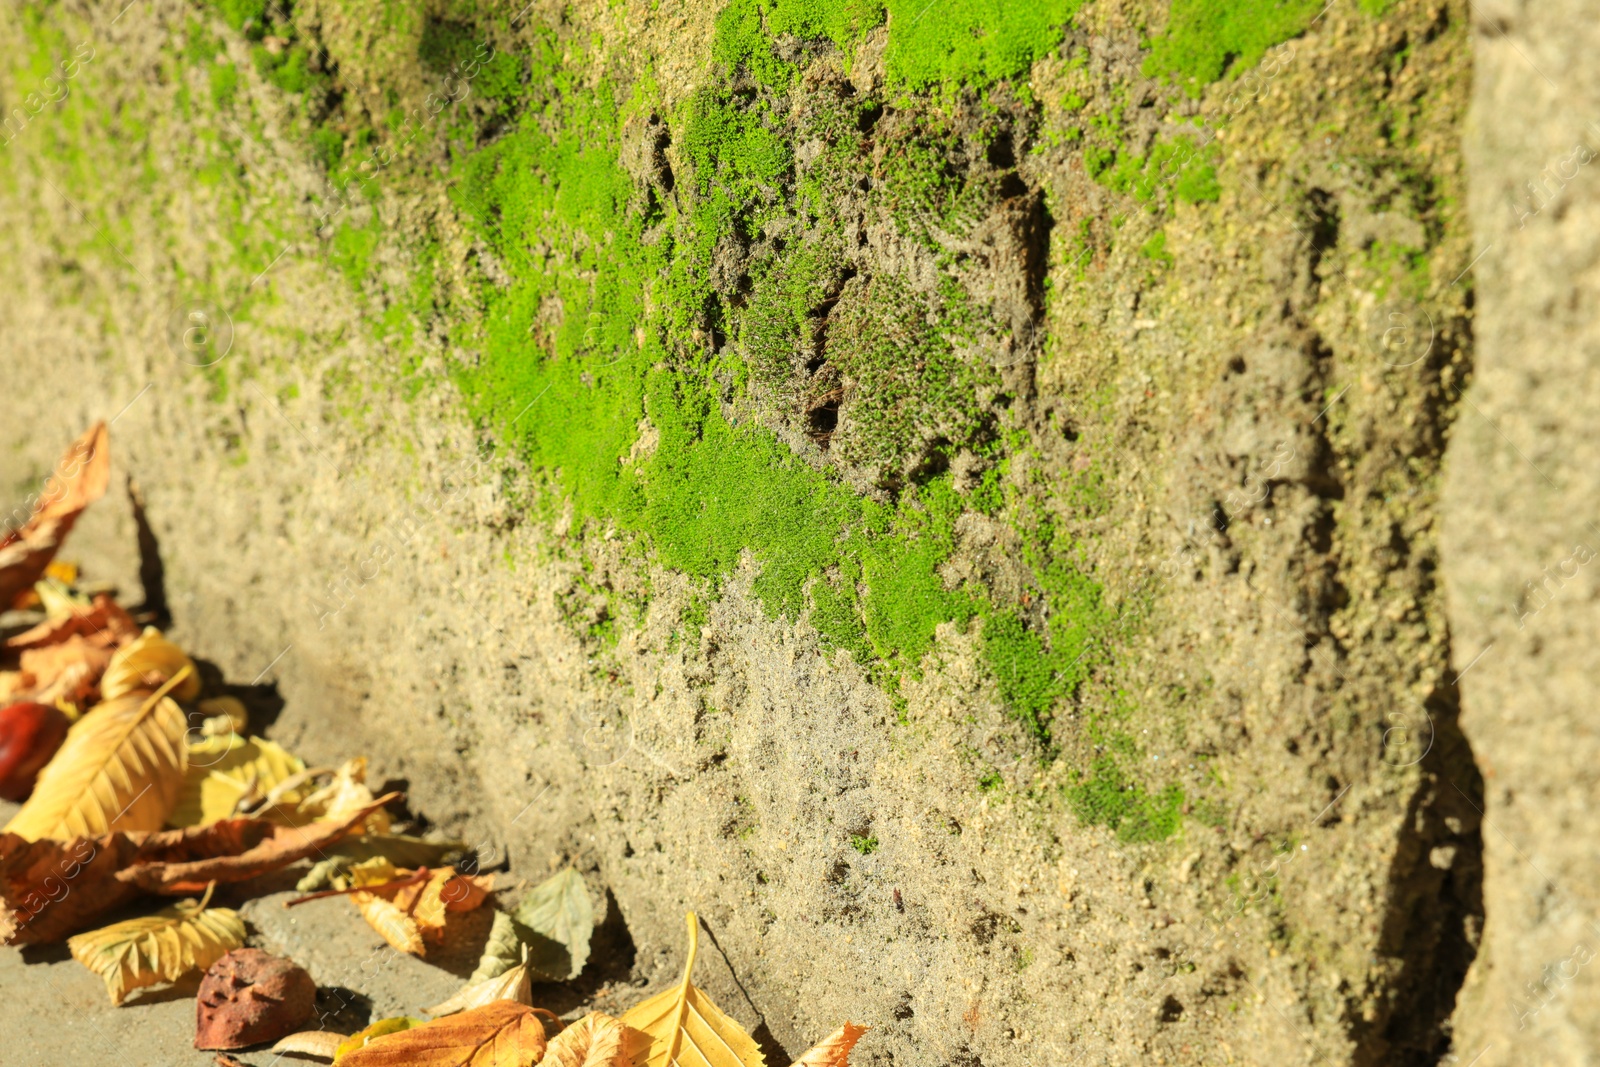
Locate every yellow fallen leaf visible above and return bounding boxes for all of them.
[273,1030,348,1060]
[621,913,765,1067]
[348,856,401,887]
[336,1017,424,1060]
[427,961,533,1017]
[539,1013,642,1067]
[355,892,426,955]
[66,891,245,1005]
[101,627,201,702]
[3,676,188,840]
[788,1024,868,1067]
[170,733,308,827]
[338,1001,548,1067]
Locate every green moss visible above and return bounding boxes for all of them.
[1145,0,1326,90]
[209,62,239,108]
[682,88,793,200]
[309,126,344,170]
[882,0,1084,90]
[849,834,880,855]
[328,215,382,288]
[444,29,1110,732]
[1093,132,1220,208]
[210,0,269,34]
[768,0,886,51]
[1140,229,1173,266]
[1359,238,1431,300]
[252,43,320,95]
[1066,758,1184,842]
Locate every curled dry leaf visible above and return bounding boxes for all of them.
[471,910,526,982]
[621,914,765,1067]
[787,1024,868,1067]
[66,891,245,1005]
[195,948,317,1049]
[3,679,188,841]
[297,855,355,893]
[296,835,467,892]
[538,1013,643,1067]
[0,422,110,611]
[115,793,402,894]
[297,757,390,833]
[272,1031,348,1061]
[0,794,399,943]
[6,593,138,652]
[355,893,426,956]
[18,635,116,707]
[515,867,594,980]
[348,856,400,886]
[338,1001,548,1067]
[351,864,494,954]
[334,832,466,867]
[426,961,533,1017]
[0,701,71,801]
[101,627,202,703]
[31,572,87,618]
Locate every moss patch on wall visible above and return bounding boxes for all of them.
[22,0,1402,839]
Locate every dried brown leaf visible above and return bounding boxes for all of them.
[6,593,138,652]
[0,423,110,610]
[18,635,116,707]
[356,865,494,946]
[297,757,390,833]
[114,793,401,893]
[0,794,398,943]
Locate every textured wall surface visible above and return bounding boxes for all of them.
[1443,2,1600,1063]
[0,2,1503,1064]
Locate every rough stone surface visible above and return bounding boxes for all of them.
[1441,2,1600,1063]
[0,1,1514,1065]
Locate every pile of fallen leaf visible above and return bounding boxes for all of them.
[0,425,864,1067]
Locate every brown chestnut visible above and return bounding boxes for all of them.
[0,701,71,802]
